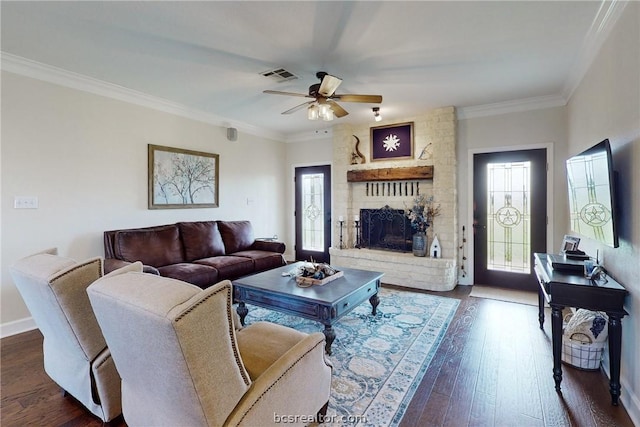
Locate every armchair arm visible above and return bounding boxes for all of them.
[225,332,332,426]
[250,240,286,254]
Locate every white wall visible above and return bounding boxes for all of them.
[1,71,288,333]
[456,106,568,285]
[565,2,639,422]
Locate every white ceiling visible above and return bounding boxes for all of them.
[0,1,625,140]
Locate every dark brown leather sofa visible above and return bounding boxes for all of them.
[103,220,286,288]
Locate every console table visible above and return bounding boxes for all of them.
[534,253,628,405]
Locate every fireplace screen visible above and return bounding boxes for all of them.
[361,206,413,252]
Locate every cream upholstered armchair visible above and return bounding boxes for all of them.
[87,271,332,427]
[9,248,126,422]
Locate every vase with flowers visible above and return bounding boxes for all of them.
[406,195,441,256]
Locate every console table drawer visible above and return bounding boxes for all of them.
[549,283,627,313]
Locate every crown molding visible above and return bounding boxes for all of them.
[562,0,629,101]
[0,52,285,142]
[457,94,567,120]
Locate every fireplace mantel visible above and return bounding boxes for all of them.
[347,166,433,182]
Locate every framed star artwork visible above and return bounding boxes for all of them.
[370,122,414,161]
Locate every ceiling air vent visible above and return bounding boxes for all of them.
[260,68,298,83]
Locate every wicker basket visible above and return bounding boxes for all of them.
[561,332,606,371]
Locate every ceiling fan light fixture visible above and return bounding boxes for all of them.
[373,107,382,122]
[318,103,333,122]
[308,104,319,120]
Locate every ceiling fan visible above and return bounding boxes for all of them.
[263,71,382,120]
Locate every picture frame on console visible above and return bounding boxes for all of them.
[561,235,580,253]
[148,144,219,209]
[370,122,414,161]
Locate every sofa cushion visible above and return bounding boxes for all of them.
[114,225,184,267]
[251,240,286,254]
[194,256,254,281]
[218,221,254,254]
[103,261,143,278]
[178,221,226,261]
[156,263,219,289]
[232,250,285,272]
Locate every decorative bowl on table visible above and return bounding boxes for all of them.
[294,262,343,287]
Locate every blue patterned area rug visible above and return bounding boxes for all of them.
[243,287,460,426]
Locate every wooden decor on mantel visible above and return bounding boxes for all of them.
[347,166,433,182]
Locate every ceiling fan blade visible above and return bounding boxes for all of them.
[282,101,314,115]
[264,90,312,98]
[327,100,349,118]
[318,74,342,97]
[332,94,383,103]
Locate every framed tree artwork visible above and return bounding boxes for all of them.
[148,144,219,209]
[370,122,414,161]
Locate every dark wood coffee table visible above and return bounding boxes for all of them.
[232,262,384,355]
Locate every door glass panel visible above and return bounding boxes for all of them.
[486,161,531,273]
[302,173,324,251]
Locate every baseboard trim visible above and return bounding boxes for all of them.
[602,362,640,426]
[621,389,640,427]
[1,317,37,339]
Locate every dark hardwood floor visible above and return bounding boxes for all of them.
[1,285,634,426]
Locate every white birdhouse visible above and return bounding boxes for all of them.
[430,234,441,258]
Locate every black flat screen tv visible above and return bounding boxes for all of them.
[565,138,619,248]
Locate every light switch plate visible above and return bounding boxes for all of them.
[14,196,39,209]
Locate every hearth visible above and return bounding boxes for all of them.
[360,206,412,252]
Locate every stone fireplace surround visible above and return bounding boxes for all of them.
[330,107,457,292]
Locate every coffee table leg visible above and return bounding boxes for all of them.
[237,301,248,326]
[323,325,336,355]
[369,293,380,316]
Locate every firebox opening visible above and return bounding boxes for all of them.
[360,206,413,252]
